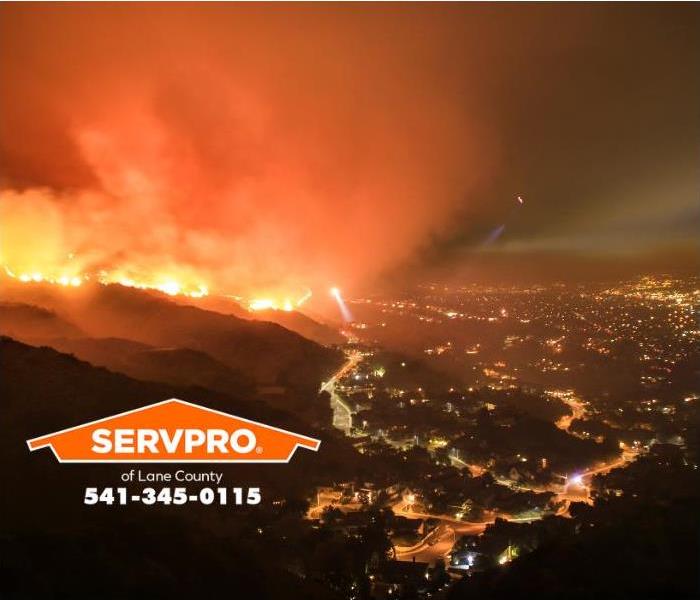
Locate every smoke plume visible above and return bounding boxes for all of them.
[0,4,494,298]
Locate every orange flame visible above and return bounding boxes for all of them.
[4,266,84,287]
[2,263,315,311]
[2,264,208,299]
[248,289,312,312]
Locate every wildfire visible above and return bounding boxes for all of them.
[249,298,280,311]
[2,264,208,299]
[248,289,312,312]
[2,263,314,311]
[99,272,209,298]
[3,266,84,287]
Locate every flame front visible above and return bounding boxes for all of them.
[99,270,209,298]
[4,266,85,287]
[248,288,312,312]
[2,261,316,311]
[2,263,209,299]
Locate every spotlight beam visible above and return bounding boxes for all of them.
[330,287,352,322]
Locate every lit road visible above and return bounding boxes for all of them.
[391,499,487,528]
[395,525,460,565]
[309,444,641,566]
[581,444,639,478]
[391,499,498,565]
[392,443,642,560]
[321,351,362,433]
[555,394,587,431]
[316,344,642,565]
[450,455,486,476]
[553,443,640,509]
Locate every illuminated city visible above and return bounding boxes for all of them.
[1,3,698,599]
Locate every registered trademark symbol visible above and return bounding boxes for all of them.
[256,446,263,454]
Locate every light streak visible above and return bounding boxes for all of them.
[482,194,526,247]
[330,287,353,322]
[483,224,506,245]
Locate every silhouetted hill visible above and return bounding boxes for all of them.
[0,337,358,599]
[46,336,257,399]
[0,278,343,392]
[177,294,344,346]
[176,293,251,318]
[0,301,84,340]
[0,335,358,495]
[448,497,698,600]
[252,308,344,346]
[46,335,153,361]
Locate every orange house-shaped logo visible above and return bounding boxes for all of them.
[27,399,321,463]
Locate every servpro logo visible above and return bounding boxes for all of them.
[26,399,321,463]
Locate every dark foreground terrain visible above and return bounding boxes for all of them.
[1,334,698,598]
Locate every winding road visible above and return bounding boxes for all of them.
[321,351,362,433]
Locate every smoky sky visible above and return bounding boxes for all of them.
[1,3,698,295]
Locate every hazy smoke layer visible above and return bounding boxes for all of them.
[0,5,496,296]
